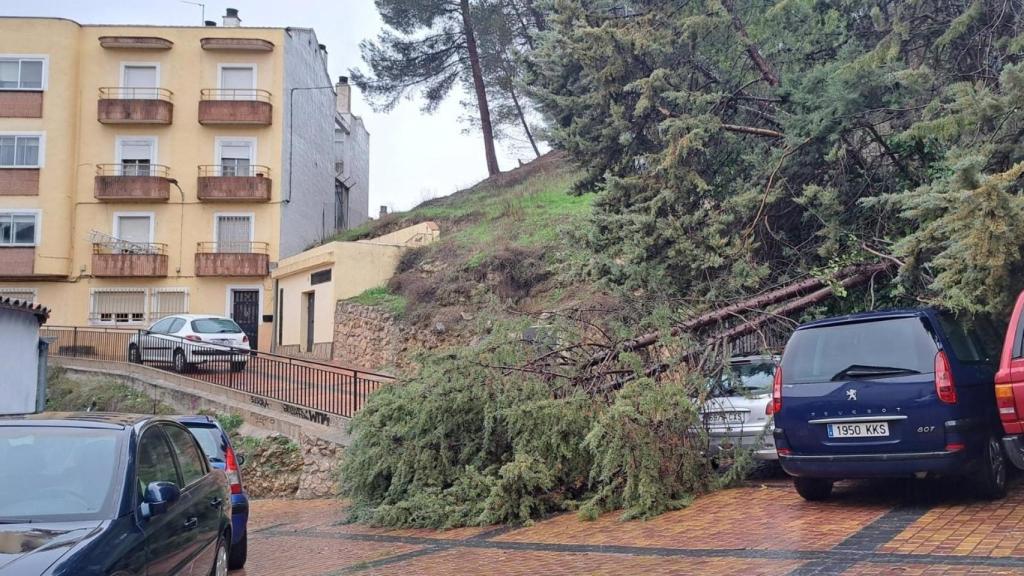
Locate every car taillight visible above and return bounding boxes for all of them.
[934,350,957,404]
[242,335,249,344]
[765,400,774,416]
[771,366,783,415]
[185,335,202,342]
[996,384,1017,420]
[225,445,243,495]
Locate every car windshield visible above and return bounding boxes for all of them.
[710,360,775,395]
[191,318,243,334]
[782,317,938,385]
[186,425,226,462]
[0,426,123,522]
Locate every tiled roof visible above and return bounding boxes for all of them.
[0,297,50,324]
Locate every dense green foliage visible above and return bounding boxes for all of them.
[528,0,1024,314]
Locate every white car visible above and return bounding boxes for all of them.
[128,314,251,373]
[703,355,779,462]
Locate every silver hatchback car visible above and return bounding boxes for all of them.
[703,355,779,462]
[128,314,251,373]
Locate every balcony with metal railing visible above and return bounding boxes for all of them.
[92,240,168,277]
[195,241,270,277]
[198,89,272,125]
[196,164,272,202]
[94,164,171,202]
[97,87,174,124]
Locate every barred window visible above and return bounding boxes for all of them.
[91,289,146,324]
[151,289,188,320]
[0,288,35,303]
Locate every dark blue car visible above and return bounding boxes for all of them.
[772,309,1004,501]
[0,413,232,576]
[177,416,249,570]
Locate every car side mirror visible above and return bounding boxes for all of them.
[141,481,181,519]
[236,453,246,466]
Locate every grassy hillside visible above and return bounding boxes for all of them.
[337,152,601,330]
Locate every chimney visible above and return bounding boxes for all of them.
[223,8,241,27]
[379,205,388,219]
[336,75,351,115]
[204,20,217,27]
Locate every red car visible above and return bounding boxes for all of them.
[995,290,1024,468]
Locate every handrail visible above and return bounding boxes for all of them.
[92,241,167,255]
[196,241,270,254]
[98,87,173,101]
[200,88,272,103]
[96,164,171,178]
[198,164,271,178]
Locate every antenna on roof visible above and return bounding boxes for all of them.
[180,0,206,25]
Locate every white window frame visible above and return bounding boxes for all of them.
[0,209,41,247]
[112,211,155,244]
[118,60,158,88]
[115,136,158,165]
[217,63,257,99]
[0,54,48,91]
[214,212,255,246]
[0,132,45,168]
[214,137,257,176]
[89,287,148,326]
[151,287,190,320]
[224,285,264,319]
[0,287,37,303]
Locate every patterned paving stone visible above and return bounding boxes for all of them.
[495,485,891,551]
[842,561,1024,575]
[359,549,806,576]
[880,490,1024,557]
[234,535,422,576]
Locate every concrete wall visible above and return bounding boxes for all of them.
[280,29,336,258]
[0,308,41,415]
[335,114,369,230]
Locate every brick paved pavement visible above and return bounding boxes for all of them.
[235,478,1024,575]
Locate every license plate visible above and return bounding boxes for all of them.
[827,422,889,438]
[214,339,234,345]
[706,412,745,425]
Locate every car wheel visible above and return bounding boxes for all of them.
[128,344,142,364]
[230,361,247,373]
[228,531,247,569]
[975,436,1008,500]
[173,349,189,374]
[793,477,833,501]
[211,533,229,576]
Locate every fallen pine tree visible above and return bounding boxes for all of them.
[340,261,892,528]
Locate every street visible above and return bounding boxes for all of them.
[238,477,1024,575]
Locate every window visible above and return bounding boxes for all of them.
[0,211,38,246]
[117,138,155,176]
[0,57,45,90]
[215,214,253,253]
[136,428,179,497]
[91,289,146,324]
[114,213,153,245]
[148,317,175,334]
[162,425,206,487]
[0,135,42,168]
[168,318,186,333]
[121,64,158,99]
[217,139,254,177]
[191,318,242,334]
[152,289,188,319]
[0,288,35,303]
[219,65,255,100]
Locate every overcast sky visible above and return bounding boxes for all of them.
[3,0,537,213]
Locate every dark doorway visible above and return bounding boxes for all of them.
[231,289,260,350]
[305,291,316,352]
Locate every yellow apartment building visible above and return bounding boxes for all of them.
[0,10,369,350]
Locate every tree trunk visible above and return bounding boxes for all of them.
[720,0,779,87]
[461,0,501,176]
[507,75,541,157]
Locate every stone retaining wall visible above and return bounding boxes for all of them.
[331,302,438,372]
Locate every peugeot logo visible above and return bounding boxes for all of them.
[846,389,858,401]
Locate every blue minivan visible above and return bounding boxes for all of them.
[773,309,1004,501]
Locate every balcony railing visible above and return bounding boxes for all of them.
[94,164,171,202]
[92,241,168,277]
[198,89,272,125]
[97,87,174,124]
[197,165,272,202]
[195,242,270,277]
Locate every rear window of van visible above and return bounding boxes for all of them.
[782,317,938,385]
